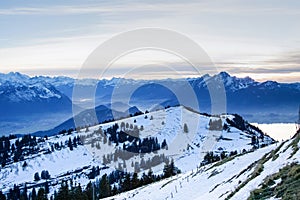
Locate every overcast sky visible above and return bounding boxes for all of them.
[0,0,299,82]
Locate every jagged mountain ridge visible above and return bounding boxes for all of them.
[26,71,300,122]
[0,72,73,118]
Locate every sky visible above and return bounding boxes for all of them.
[0,0,299,82]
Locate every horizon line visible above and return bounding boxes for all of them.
[1,70,299,84]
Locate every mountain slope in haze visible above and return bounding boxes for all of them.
[32,104,141,137]
[0,72,75,135]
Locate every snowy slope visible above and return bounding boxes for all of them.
[0,106,274,197]
[0,131,116,195]
[103,132,300,200]
[78,106,274,173]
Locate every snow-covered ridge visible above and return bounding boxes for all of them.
[213,71,257,91]
[2,71,299,91]
[1,71,299,106]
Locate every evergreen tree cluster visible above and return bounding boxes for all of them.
[163,159,181,178]
[0,159,181,200]
[87,166,100,179]
[0,135,38,167]
[226,114,246,131]
[102,150,169,173]
[50,136,81,152]
[2,181,49,200]
[208,118,223,131]
[123,137,161,153]
[89,123,167,154]
[251,135,260,149]
[1,133,82,171]
[201,150,238,165]
[51,160,181,200]
[58,128,74,135]
[34,170,51,181]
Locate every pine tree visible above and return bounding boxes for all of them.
[123,160,126,169]
[122,173,131,191]
[120,122,125,130]
[147,168,154,183]
[99,174,111,198]
[41,170,50,179]
[68,138,73,151]
[11,144,15,152]
[20,184,28,200]
[161,139,168,149]
[37,187,47,200]
[251,136,257,146]
[73,137,77,148]
[111,185,118,196]
[131,173,139,189]
[163,159,179,178]
[22,161,28,168]
[32,188,37,200]
[56,181,69,200]
[74,184,87,200]
[183,123,189,133]
[34,172,40,181]
[0,191,6,200]
[45,181,50,194]
[84,182,93,200]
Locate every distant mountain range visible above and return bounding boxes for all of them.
[0,71,299,135]
[0,72,73,118]
[32,71,300,122]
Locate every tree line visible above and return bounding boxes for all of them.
[0,160,181,200]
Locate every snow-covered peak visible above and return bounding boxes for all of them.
[0,72,63,102]
[103,77,142,87]
[209,72,256,91]
[0,72,30,84]
[32,76,75,86]
[202,73,211,80]
[218,71,231,79]
[32,76,99,87]
[259,80,279,89]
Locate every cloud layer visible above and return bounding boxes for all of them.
[0,0,299,82]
